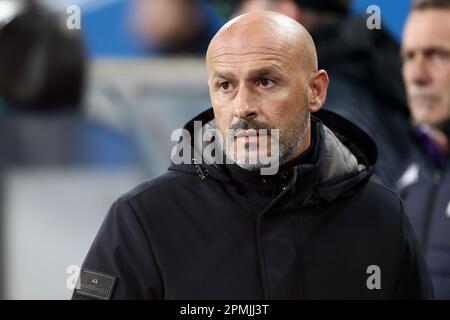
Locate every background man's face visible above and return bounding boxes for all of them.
[402,9,450,126]
[207,31,310,169]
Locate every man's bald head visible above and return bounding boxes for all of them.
[206,11,329,171]
[206,11,318,77]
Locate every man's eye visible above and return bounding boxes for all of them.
[433,50,450,61]
[258,78,274,88]
[220,81,231,90]
[402,52,414,62]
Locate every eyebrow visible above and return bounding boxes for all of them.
[401,46,450,58]
[211,66,284,82]
[211,70,236,81]
[247,67,284,80]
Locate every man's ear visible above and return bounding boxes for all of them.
[308,69,329,113]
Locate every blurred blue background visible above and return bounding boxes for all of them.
[74,0,412,57]
[0,0,417,300]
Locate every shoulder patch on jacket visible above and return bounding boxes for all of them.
[75,268,117,300]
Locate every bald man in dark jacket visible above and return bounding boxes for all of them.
[73,11,433,300]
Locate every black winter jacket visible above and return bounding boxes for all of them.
[73,109,433,300]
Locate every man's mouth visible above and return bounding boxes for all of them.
[410,94,440,104]
[233,130,272,147]
[235,129,259,139]
[235,131,259,145]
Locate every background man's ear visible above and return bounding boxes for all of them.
[308,69,329,113]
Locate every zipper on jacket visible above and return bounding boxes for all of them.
[255,168,298,299]
[193,164,209,180]
[421,169,442,253]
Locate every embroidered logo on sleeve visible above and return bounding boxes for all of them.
[75,268,117,300]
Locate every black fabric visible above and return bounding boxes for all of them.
[439,120,450,142]
[293,0,351,14]
[73,108,434,300]
[396,133,450,299]
[311,15,411,189]
[0,2,85,111]
[312,16,407,110]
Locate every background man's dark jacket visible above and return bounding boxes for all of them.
[396,128,450,299]
[314,16,411,189]
[73,109,433,300]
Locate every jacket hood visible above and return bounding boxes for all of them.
[169,108,377,204]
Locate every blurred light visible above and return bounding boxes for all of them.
[38,0,124,13]
[0,0,25,29]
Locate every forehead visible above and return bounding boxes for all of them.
[210,45,293,65]
[207,34,299,76]
[403,9,450,49]
[207,48,300,82]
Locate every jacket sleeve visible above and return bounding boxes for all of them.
[72,198,164,300]
[393,202,435,299]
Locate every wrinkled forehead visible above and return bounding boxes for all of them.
[209,45,295,66]
[207,35,301,76]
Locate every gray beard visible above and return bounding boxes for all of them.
[226,107,310,172]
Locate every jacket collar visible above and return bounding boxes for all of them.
[169,108,376,206]
[223,118,321,202]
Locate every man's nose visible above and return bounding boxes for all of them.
[233,86,258,120]
[405,54,433,87]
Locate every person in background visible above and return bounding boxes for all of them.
[0,1,140,168]
[398,0,450,299]
[131,0,223,55]
[233,0,277,15]
[0,0,85,111]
